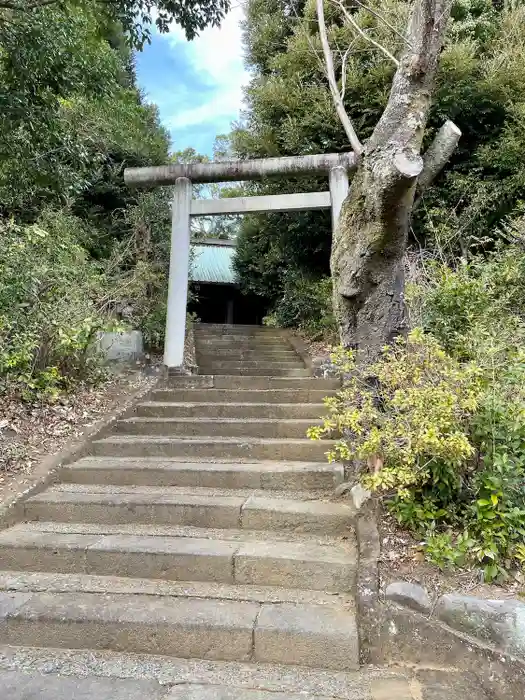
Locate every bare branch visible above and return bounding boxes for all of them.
[417,119,461,192]
[316,0,363,155]
[335,0,399,66]
[339,44,353,99]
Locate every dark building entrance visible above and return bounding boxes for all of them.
[188,239,267,325]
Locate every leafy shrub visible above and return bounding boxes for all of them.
[266,272,336,340]
[0,214,108,399]
[309,330,525,581]
[408,235,525,365]
[309,330,482,498]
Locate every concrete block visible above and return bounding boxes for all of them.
[254,603,359,670]
[95,331,143,361]
[24,487,245,528]
[1,592,259,661]
[234,540,356,591]
[0,670,165,700]
[85,535,238,582]
[241,496,354,534]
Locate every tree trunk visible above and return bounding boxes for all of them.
[330,0,453,363]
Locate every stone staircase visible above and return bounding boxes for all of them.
[0,324,478,697]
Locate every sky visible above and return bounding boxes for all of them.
[135,6,248,156]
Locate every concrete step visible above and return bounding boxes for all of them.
[60,458,344,490]
[196,337,290,346]
[165,376,340,390]
[197,349,299,359]
[0,523,356,591]
[0,565,355,606]
[198,368,311,377]
[196,324,281,334]
[151,388,334,404]
[90,435,333,461]
[197,360,305,370]
[136,401,326,419]
[0,645,481,700]
[115,418,318,439]
[23,484,354,533]
[0,589,358,669]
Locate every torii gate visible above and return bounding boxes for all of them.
[124,152,356,370]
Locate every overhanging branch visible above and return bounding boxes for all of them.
[316,0,363,155]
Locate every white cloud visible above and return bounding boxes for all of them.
[162,5,248,134]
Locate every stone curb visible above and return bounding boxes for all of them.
[354,503,381,664]
[282,331,335,378]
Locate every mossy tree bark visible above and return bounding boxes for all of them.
[327,0,456,363]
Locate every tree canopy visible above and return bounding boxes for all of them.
[0,0,230,45]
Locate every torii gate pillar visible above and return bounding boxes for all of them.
[164,177,192,368]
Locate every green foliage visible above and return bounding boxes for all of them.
[310,328,525,582]
[309,331,482,497]
[408,223,525,365]
[231,0,525,326]
[0,215,108,399]
[264,273,336,340]
[1,0,230,46]
[0,4,173,399]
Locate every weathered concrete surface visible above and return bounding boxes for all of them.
[1,592,259,661]
[385,581,432,615]
[89,435,334,461]
[114,417,319,439]
[150,388,335,403]
[435,594,525,657]
[136,401,326,419]
[0,669,166,700]
[254,602,359,670]
[0,524,355,591]
[0,324,361,682]
[95,331,143,361]
[61,458,344,491]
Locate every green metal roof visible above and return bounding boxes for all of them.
[190,240,236,285]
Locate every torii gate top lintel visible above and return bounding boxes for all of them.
[124,151,356,187]
[123,151,354,369]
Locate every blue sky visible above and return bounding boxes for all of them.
[135,7,248,156]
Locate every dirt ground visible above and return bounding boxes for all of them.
[378,509,524,601]
[0,361,162,505]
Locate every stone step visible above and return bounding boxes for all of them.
[23,484,354,533]
[0,523,356,591]
[0,590,358,669]
[115,417,318,439]
[151,388,334,403]
[0,645,482,700]
[197,360,305,370]
[196,324,281,334]
[90,435,333,461]
[0,566,355,607]
[197,368,311,377]
[136,401,326,419]
[60,458,344,490]
[166,376,340,390]
[196,338,290,347]
[197,349,299,359]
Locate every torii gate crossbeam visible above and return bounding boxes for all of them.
[124,152,356,370]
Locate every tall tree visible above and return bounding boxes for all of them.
[316,0,458,362]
